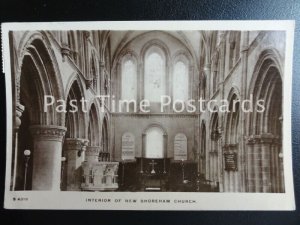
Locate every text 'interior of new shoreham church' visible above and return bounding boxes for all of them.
[10,30,285,192]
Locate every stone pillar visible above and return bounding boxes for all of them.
[203,63,211,99]
[64,138,89,191]
[240,31,249,192]
[29,125,67,191]
[260,134,273,193]
[246,134,274,193]
[12,103,25,190]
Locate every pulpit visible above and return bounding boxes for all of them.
[81,161,119,191]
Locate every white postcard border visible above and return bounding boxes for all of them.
[1,20,296,210]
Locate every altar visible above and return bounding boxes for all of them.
[137,158,169,191]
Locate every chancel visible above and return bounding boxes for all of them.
[10,29,285,193]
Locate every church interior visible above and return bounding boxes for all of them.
[10,29,285,192]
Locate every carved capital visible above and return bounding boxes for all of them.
[86,146,101,154]
[30,125,67,141]
[65,138,89,151]
[223,143,238,152]
[246,133,280,145]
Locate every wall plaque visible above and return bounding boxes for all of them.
[224,152,238,171]
[121,132,135,160]
[174,133,187,160]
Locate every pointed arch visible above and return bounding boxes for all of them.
[246,49,284,193]
[99,115,110,161]
[14,32,65,190]
[17,31,65,126]
[88,102,101,146]
[65,78,87,139]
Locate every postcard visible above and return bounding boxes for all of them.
[1,21,295,210]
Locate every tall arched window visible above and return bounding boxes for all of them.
[144,46,166,102]
[121,55,137,100]
[173,60,188,101]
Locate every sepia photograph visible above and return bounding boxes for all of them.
[2,21,295,210]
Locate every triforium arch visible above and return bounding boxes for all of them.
[13,31,66,191]
[223,87,241,192]
[246,49,284,193]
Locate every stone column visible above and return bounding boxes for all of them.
[64,138,89,191]
[29,125,67,191]
[12,103,25,190]
[239,31,249,192]
[246,134,273,193]
[260,133,273,193]
[203,63,211,99]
